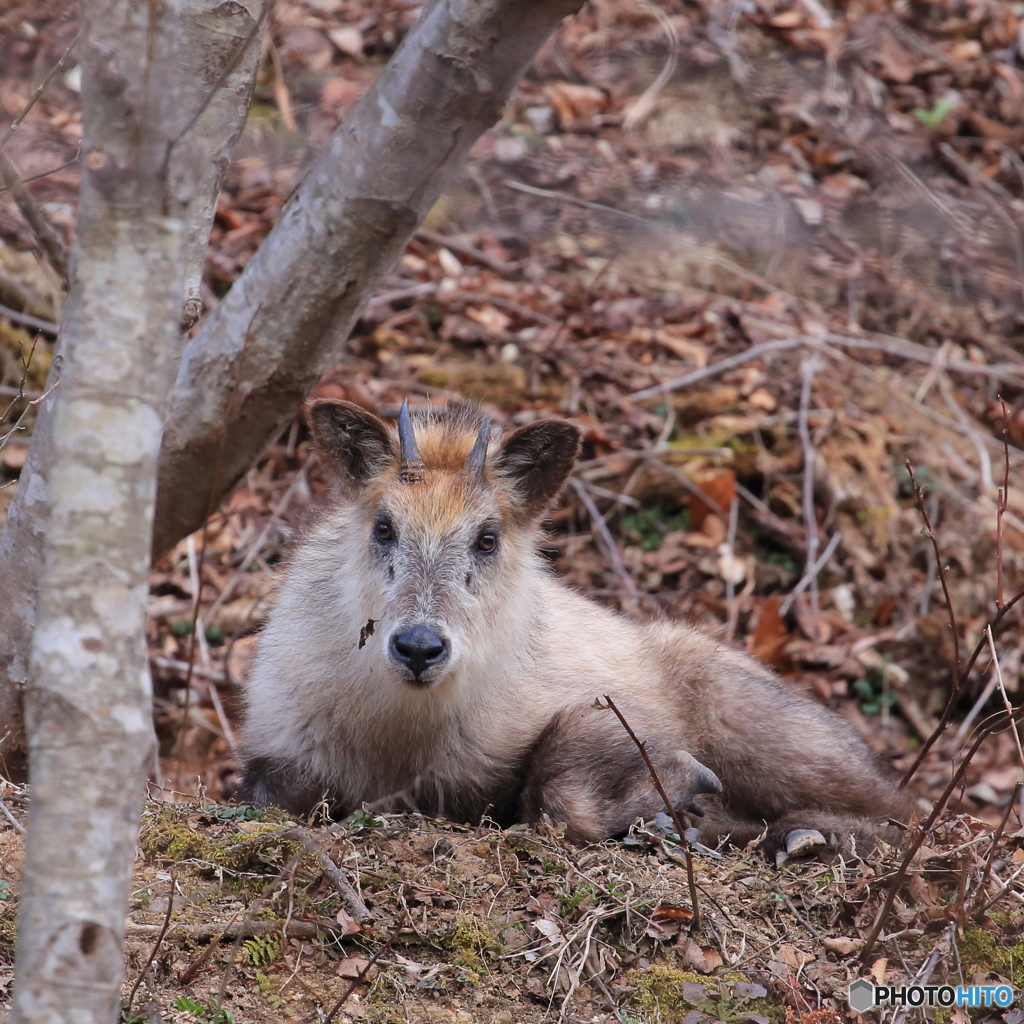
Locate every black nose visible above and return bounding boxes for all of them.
[390,625,449,678]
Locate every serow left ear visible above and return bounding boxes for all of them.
[495,419,582,516]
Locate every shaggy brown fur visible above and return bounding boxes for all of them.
[238,399,916,861]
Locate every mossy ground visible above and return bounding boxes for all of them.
[5,801,1021,1023]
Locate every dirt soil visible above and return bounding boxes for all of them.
[3,0,1024,1019]
[4,799,1024,1024]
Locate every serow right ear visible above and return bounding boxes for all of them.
[496,419,582,516]
[306,399,395,488]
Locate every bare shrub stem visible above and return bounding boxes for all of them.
[597,695,702,929]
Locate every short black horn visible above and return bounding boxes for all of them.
[464,421,491,480]
[398,397,425,484]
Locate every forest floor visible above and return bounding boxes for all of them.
[3,0,1024,1019]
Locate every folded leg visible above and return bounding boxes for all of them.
[519,705,722,844]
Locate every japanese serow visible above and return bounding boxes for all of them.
[238,399,914,861]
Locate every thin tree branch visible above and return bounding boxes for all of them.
[323,920,403,1024]
[797,355,820,614]
[862,705,1024,965]
[0,150,80,195]
[0,302,59,334]
[0,149,69,283]
[280,828,371,924]
[125,870,177,1017]
[569,477,639,597]
[907,461,960,676]
[971,782,1020,920]
[0,795,25,834]
[0,33,79,151]
[596,694,702,930]
[630,340,804,401]
[997,397,1010,609]
[901,566,1024,787]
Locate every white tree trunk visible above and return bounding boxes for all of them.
[0,0,265,772]
[8,0,213,1018]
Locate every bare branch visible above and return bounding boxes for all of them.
[125,870,177,1017]
[569,478,639,598]
[630,340,804,401]
[595,695,702,929]
[797,355,821,614]
[907,460,960,675]
[0,149,69,284]
[0,150,80,195]
[0,33,79,151]
[280,828,371,924]
[862,705,1024,964]
[0,795,25,834]
[0,302,58,335]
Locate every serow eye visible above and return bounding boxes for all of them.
[476,531,497,553]
[375,521,394,542]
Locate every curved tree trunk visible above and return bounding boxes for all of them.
[151,0,585,557]
[0,0,265,774]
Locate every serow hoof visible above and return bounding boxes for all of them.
[775,828,827,867]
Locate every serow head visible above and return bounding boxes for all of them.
[307,397,582,688]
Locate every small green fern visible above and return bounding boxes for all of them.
[243,934,282,967]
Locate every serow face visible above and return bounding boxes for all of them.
[307,398,582,689]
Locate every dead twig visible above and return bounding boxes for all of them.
[971,782,1021,920]
[280,828,371,923]
[0,151,80,196]
[149,655,228,684]
[595,695,702,930]
[414,228,521,278]
[902,431,1024,793]
[267,34,297,133]
[998,397,1010,610]
[986,627,1024,776]
[0,379,60,454]
[907,461,961,677]
[630,339,803,401]
[938,374,994,493]
[724,496,740,641]
[0,33,79,150]
[0,795,25,834]
[323,919,403,1024]
[128,918,329,942]
[503,178,653,227]
[797,355,821,615]
[569,478,639,597]
[125,870,176,1017]
[779,531,842,618]
[185,533,238,754]
[645,455,728,518]
[903,583,1024,787]
[630,330,1024,403]
[863,705,1024,965]
[0,302,58,335]
[173,523,212,791]
[623,2,679,130]
[0,149,68,284]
